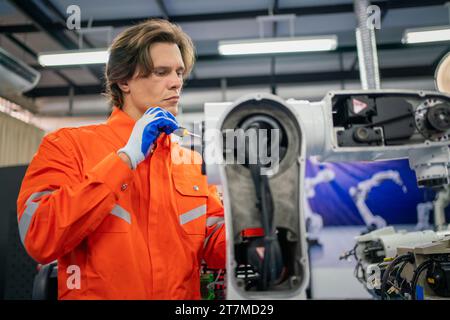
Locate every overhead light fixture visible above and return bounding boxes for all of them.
[402,26,450,44]
[218,35,338,55]
[38,49,109,66]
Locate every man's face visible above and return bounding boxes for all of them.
[122,42,185,117]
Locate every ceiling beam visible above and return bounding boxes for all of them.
[8,0,77,49]
[432,46,450,69]
[2,0,447,33]
[7,0,104,81]
[27,42,445,72]
[270,0,280,94]
[4,33,79,89]
[40,0,95,48]
[155,0,170,20]
[25,65,435,98]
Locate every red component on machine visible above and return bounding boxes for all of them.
[241,228,265,238]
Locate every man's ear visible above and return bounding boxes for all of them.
[118,80,130,94]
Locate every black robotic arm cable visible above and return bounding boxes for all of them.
[410,259,434,300]
[246,124,283,290]
[380,252,415,300]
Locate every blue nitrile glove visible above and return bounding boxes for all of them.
[118,107,179,169]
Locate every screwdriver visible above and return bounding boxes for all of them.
[173,127,201,138]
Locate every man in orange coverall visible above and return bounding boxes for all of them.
[16,19,225,300]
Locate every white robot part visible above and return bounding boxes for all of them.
[434,184,450,231]
[305,169,336,198]
[304,168,335,241]
[208,93,309,300]
[415,202,434,231]
[205,90,450,187]
[375,229,440,259]
[203,89,450,299]
[354,226,449,262]
[348,227,450,297]
[349,170,407,229]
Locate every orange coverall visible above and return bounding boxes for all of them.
[16,107,225,299]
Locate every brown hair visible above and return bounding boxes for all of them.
[104,19,195,108]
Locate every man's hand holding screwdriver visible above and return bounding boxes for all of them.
[118,107,179,169]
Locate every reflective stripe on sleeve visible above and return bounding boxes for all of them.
[204,220,224,248]
[206,216,224,227]
[18,190,54,245]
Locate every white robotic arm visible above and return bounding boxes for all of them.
[349,170,407,230]
[203,89,450,299]
[304,168,335,242]
[434,185,450,231]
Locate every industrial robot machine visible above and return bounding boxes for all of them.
[202,88,450,299]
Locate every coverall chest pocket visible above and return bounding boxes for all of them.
[172,166,208,236]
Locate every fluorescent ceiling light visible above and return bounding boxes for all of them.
[38,49,109,66]
[218,36,338,55]
[402,26,450,44]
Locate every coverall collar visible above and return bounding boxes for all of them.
[107,106,172,150]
